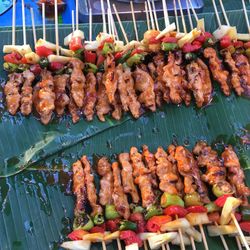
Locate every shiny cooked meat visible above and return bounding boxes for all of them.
[33,70,55,125]
[112,161,130,219]
[70,58,85,108]
[83,72,97,121]
[204,47,230,96]
[133,66,156,111]
[97,157,114,206]
[111,92,122,120]
[72,159,86,213]
[68,97,80,123]
[119,153,140,203]
[222,50,244,96]
[20,70,35,115]
[81,155,103,216]
[175,145,210,203]
[53,74,70,116]
[117,64,141,118]
[4,73,23,115]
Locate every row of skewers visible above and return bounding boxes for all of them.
[62,141,250,250]
[2,0,250,124]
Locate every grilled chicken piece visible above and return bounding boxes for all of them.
[96,72,111,121]
[97,157,114,206]
[112,161,130,219]
[20,70,35,115]
[83,72,97,121]
[133,66,156,111]
[33,70,55,125]
[117,64,141,118]
[81,155,102,216]
[130,147,156,208]
[204,47,230,96]
[162,52,191,105]
[155,147,179,194]
[69,97,80,123]
[4,73,23,115]
[54,74,70,116]
[222,146,250,200]
[175,146,210,203]
[103,54,118,104]
[70,59,85,108]
[111,93,122,120]
[234,53,250,92]
[222,50,244,96]
[119,153,140,203]
[186,59,212,107]
[72,160,86,213]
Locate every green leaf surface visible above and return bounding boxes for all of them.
[0,9,250,250]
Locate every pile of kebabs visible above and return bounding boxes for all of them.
[62,141,250,250]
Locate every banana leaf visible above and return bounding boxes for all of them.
[0,9,249,250]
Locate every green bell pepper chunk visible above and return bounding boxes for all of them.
[145,205,163,220]
[84,63,98,74]
[93,213,105,225]
[119,220,137,231]
[105,204,120,220]
[3,62,18,73]
[17,64,29,72]
[212,181,234,198]
[185,52,197,61]
[126,54,144,67]
[130,204,145,214]
[39,57,49,69]
[184,192,203,206]
[161,42,178,52]
[160,193,185,208]
[102,42,115,56]
[73,212,94,231]
[205,202,221,213]
[116,49,132,65]
[241,206,250,221]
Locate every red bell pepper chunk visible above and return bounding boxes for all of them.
[233,41,244,48]
[208,212,220,223]
[148,36,162,44]
[204,32,213,39]
[89,225,105,234]
[146,215,172,232]
[69,36,83,51]
[68,229,88,241]
[4,52,23,64]
[182,42,201,53]
[84,51,97,64]
[214,194,232,208]
[120,230,143,247]
[49,62,64,72]
[114,51,123,60]
[98,37,114,50]
[220,35,232,49]
[36,46,53,57]
[106,218,120,232]
[234,212,242,222]
[244,41,250,49]
[240,221,250,233]
[161,36,178,43]
[130,48,144,57]
[163,205,188,218]
[187,206,207,213]
[129,212,146,233]
[97,54,105,66]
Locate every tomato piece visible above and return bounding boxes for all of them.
[220,35,232,49]
[195,34,206,44]
[233,41,244,48]
[69,36,83,51]
[130,49,144,56]
[97,54,105,66]
[149,36,162,44]
[163,205,188,218]
[182,42,201,53]
[49,62,64,71]
[84,51,97,64]
[129,212,144,222]
[244,41,250,49]
[68,229,88,240]
[4,52,23,64]
[146,215,172,232]
[114,51,123,60]
[214,194,232,207]
[208,212,220,223]
[120,230,143,247]
[129,212,146,233]
[89,226,105,234]
[234,212,242,222]
[36,46,53,57]
[187,206,207,213]
[99,37,114,50]
[240,221,250,233]
[30,64,42,75]
[106,219,120,232]
[161,36,178,43]
[204,32,213,39]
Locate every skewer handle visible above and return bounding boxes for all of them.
[116,238,122,250]
[72,10,75,33]
[143,240,149,250]
[187,0,198,22]
[89,8,92,41]
[100,0,107,33]
[42,3,46,40]
[199,224,209,250]
[54,0,59,55]
[130,1,139,41]
[145,1,150,30]
[211,0,222,29]
[21,0,26,45]
[214,222,229,250]
[12,0,16,45]
[190,235,196,250]
[76,0,79,30]
[218,0,230,26]
[30,8,37,45]
[242,0,250,34]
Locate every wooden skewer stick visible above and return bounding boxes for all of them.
[199,224,209,250]
[12,0,16,45]
[143,240,149,250]
[187,0,198,23]
[89,8,92,41]
[165,243,170,250]
[30,8,37,45]
[130,1,139,41]
[75,0,79,30]
[72,10,75,33]
[21,0,26,45]
[162,0,169,27]
[42,3,46,40]
[178,0,187,33]
[211,0,222,29]
[112,4,129,44]
[231,213,250,250]
[151,0,159,30]
[186,0,193,30]
[236,236,243,250]
[101,240,107,250]
[173,0,180,33]
[107,0,112,35]
[176,215,185,250]
[110,9,119,41]
[241,0,250,34]
[218,0,230,26]
[116,238,122,250]
[190,235,196,250]
[214,222,229,250]
[100,0,107,33]
[147,0,155,30]
[54,0,59,55]
[145,1,150,30]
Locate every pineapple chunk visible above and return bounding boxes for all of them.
[185,226,202,242]
[35,39,57,51]
[24,52,40,64]
[213,25,237,40]
[186,213,210,226]
[139,232,157,241]
[171,233,191,245]
[156,23,176,40]
[3,44,32,56]
[64,30,85,46]
[60,48,75,57]
[82,233,104,242]
[161,218,190,232]
[104,231,120,241]
[61,240,91,250]
[125,243,139,250]
[48,55,72,64]
[237,33,250,41]
[148,232,177,250]
[207,225,238,236]
[197,18,205,31]
[177,28,201,48]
